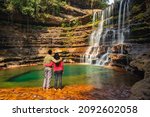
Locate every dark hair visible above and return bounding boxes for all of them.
[48,50,52,55]
[54,53,60,66]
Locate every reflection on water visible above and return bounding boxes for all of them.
[0,64,142,88]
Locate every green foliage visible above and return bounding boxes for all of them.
[134,13,145,21]
[63,0,108,9]
[92,0,109,9]
[132,5,141,14]
[61,19,81,28]
[2,0,108,23]
[131,1,150,23]
[61,22,70,27]
[5,2,15,13]
[3,0,67,18]
[72,19,81,27]
[82,0,108,9]
[4,0,41,17]
[61,22,71,27]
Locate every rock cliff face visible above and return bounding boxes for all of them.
[128,0,150,43]
[129,56,150,99]
[0,0,150,72]
[0,0,97,68]
[111,0,150,99]
[0,22,93,68]
[127,0,150,99]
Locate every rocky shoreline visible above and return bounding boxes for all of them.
[129,52,150,99]
[106,43,150,99]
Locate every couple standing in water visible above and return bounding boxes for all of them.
[43,50,64,90]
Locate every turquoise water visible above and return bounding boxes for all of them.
[0,64,141,88]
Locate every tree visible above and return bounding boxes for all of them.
[5,0,41,18]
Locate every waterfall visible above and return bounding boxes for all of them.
[118,0,130,54]
[99,48,110,66]
[83,0,130,66]
[84,10,104,64]
[117,0,124,44]
[84,5,113,64]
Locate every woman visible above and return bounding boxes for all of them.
[45,53,64,90]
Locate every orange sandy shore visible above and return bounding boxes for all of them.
[0,84,131,100]
[0,85,96,100]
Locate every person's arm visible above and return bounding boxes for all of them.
[51,57,62,63]
[45,61,53,67]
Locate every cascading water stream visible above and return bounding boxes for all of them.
[118,0,124,44]
[83,5,113,64]
[118,0,129,54]
[99,47,111,66]
[83,0,130,66]
[83,10,104,63]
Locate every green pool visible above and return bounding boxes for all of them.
[0,64,141,88]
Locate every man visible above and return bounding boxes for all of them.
[43,49,61,89]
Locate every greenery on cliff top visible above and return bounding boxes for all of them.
[2,0,67,17]
[1,0,108,18]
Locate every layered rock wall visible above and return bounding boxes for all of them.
[0,23,93,68]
